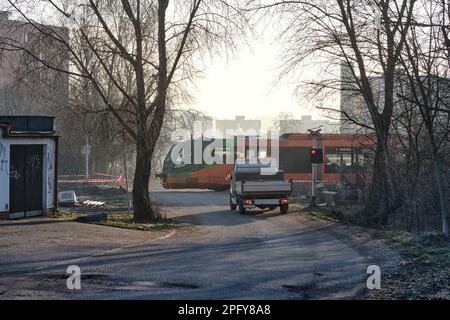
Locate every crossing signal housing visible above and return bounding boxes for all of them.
[310,148,323,164]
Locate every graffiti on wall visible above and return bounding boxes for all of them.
[10,165,20,180]
[47,150,53,194]
[28,154,41,170]
[0,141,7,172]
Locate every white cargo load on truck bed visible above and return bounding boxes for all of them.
[235,180,293,194]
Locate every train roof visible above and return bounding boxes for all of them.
[182,133,374,141]
[169,133,376,149]
[279,133,374,141]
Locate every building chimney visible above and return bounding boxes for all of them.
[0,11,11,22]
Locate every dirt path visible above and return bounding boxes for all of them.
[0,186,394,299]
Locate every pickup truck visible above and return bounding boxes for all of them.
[229,158,293,214]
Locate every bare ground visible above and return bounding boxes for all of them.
[295,208,450,300]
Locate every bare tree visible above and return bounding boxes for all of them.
[247,0,416,226]
[272,111,296,134]
[1,0,246,222]
[396,0,450,236]
[441,0,450,59]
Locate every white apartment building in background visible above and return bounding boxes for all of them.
[215,116,262,136]
[211,114,339,137]
[277,115,340,135]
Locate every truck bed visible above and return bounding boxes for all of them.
[235,180,293,195]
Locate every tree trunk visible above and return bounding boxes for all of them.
[364,137,398,226]
[431,149,449,237]
[132,137,157,222]
[130,0,168,223]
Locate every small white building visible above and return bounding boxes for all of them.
[0,116,58,219]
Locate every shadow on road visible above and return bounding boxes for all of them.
[176,209,284,226]
[151,190,228,208]
[0,227,365,299]
[0,218,66,228]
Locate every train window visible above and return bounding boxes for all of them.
[279,147,312,173]
[325,147,353,173]
[353,148,373,168]
[325,147,373,173]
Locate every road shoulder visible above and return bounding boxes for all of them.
[290,211,401,299]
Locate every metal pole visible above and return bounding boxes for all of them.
[312,135,318,207]
[85,135,89,180]
[308,128,321,207]
[121,131,132,214]
[122,131,129,192]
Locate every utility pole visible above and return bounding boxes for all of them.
[122,130,129,192]
[81,135,91,180]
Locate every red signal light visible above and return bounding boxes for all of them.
[310,148,323,164]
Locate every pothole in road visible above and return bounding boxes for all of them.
[243,236,268,242]
[13,273,114,293]
[115,281,158,291]
[282,283,319,299]
[115,280,199,291]
[38,273,109,281]
[36,273,199,291]
[161,281,199,289]
[282,283,318,293]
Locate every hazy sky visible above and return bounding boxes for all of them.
[190,35,324,122]
[0,0,335,123]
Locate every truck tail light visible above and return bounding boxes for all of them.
[279,199,289,205]
[244,199,254,205]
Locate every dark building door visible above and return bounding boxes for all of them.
[10,145,43,215]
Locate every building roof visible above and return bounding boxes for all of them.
[0,115,57,137]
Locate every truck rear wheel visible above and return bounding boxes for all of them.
[230,194,237,211]
[239,199,246,214]
[280,204,289,214]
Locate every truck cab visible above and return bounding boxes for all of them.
[229,158,293,214]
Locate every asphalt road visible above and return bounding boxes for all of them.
[0,183,369,300]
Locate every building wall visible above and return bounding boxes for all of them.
[340,62,364,133]
[0,135,57,218]
[340,62,396,133]
[0,13,69,116]
[279,116,340,134]
[215,116,262,136]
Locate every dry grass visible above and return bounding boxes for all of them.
[50,210,176,232]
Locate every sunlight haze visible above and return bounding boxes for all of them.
[191,36,322,122]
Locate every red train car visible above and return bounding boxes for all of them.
[158,133,374,190]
